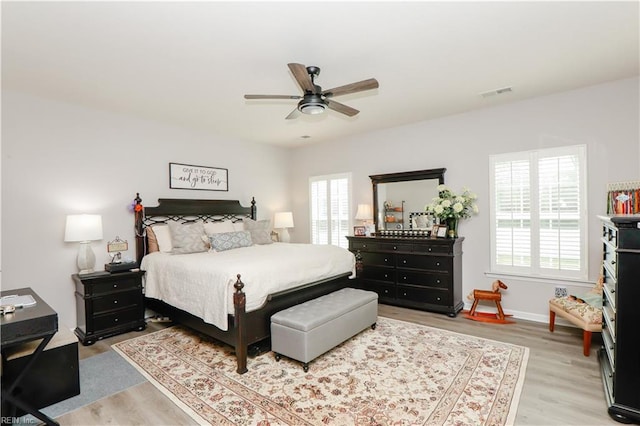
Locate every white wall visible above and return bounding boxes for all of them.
[1,90,292,328]
[291,77,640,322]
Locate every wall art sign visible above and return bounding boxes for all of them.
[169,163,228,191]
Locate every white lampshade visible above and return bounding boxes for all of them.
[355,204,373,221]
[65,214,103,275]
[64,215,103,242]
[274,212,294,229]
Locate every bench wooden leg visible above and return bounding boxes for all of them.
[583,330,592,357]
[549,310,556,332]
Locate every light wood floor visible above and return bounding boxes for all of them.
[56,305,617,425]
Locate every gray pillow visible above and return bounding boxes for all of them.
[209,231,253,252]
[167,222,208,254]
[242,218,273,245]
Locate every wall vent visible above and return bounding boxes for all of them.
[480,86,513,98]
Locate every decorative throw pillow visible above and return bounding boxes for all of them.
[146,226,160,253]
[203,220,235,236]
[150,225,173,253]
[209,231,253,252]
[232,221,245,232]
[167,222,208,254]
[242,218,273,245]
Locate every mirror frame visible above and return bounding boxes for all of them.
[370,168,446,234]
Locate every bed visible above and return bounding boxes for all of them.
[133,194,356,374]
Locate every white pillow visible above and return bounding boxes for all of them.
[232,221,245,232]
[204,220,235,236]
[151,225,173,253]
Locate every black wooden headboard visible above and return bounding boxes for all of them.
[133,193,256,263]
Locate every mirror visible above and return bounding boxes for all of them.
[370,168,446,233]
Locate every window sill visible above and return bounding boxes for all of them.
[484,271,593,288]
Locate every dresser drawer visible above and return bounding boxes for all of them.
[397,271,450,289]
[92,307,142,332]
[92,290,142,315]
[411,244,450,255]
[378,242,413,252]
[361,266,395,283]
[363,281,396,301]
[397,285,450,306]
[350,240,378,251]
[361,252,395,267]
[397,254,451,271]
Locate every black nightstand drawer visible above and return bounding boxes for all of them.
[397,254,451,271]
[397,286,450,306]
[91,277,140,296]
[397,271,450,288]
[92,307,142,332]
[92,290,143,314]
[361,252,395,267]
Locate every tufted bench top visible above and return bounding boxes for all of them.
[271,287,377,332]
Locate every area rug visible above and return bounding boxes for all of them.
[113,317,528,425]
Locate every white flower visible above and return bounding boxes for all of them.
[437,184,448,192]
[441,199,451,208]
[434,205,444,214]
[425,185,479,221]
[472,204,479,213]
[453,202,464,213]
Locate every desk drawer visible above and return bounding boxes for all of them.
[92,290,142,315]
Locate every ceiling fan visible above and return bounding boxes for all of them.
[244,63,379,119]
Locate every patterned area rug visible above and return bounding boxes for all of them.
[113,317,528,425]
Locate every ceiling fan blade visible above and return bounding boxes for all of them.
[325,99,359,117]
[285,108,300,120]
[244,94,301,100]
[322,78,379,97]
[288,63,316,93]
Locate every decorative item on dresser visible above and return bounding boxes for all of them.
[597,215,640,424]
[347,235,464,317]
[73,270,146,345]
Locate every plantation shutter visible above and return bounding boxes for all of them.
[310,173,351,248]
[490,145,587,279]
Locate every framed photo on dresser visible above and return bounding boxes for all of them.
[353,226,366,236]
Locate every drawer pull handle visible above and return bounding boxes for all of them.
[403,292,407,296]
[384,274,388,278]
[403,276,407,280]
[114,300,118,304]
[403,260,407,264]
[113,284,118,288]
[436,279,440,284]
[393,246,397,250]
[384,290,389,294]
[437,297,441,301]
[428,248,432,252]
[436,262,440,266]
[114,318,119,322]
[363,244,367,248]
[384,258,388,262]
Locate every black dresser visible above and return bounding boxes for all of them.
[73,270,146,345]
[598,215,640,423]
[346,235,463,316]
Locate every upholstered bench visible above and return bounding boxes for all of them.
[1,326,80,416]
[549,282,603,356]
[271,287,378,371]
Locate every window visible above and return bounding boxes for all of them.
[490,145,587,279]
[309,173,352,249]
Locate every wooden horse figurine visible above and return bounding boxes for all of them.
[464,280,513,324]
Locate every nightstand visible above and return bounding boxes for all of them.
[72,270,146,345]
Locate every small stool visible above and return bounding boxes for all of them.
[549,297,602,356]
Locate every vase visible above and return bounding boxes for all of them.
[446,217,459,238]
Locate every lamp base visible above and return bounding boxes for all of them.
[279,228,291,243]
[77,241,97,275]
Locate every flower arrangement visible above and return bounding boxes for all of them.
[425,185,479,222]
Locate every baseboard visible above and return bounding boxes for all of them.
[462,303,579,328]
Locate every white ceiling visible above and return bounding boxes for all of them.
[2,1,639,148]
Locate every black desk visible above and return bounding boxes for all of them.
[1,287,59,426]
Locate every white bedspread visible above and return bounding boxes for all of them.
[141,243,355,331]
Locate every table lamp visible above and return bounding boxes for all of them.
[64,214,103,275]
[274,212,294,243]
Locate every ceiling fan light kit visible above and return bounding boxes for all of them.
[244,63,379,119]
